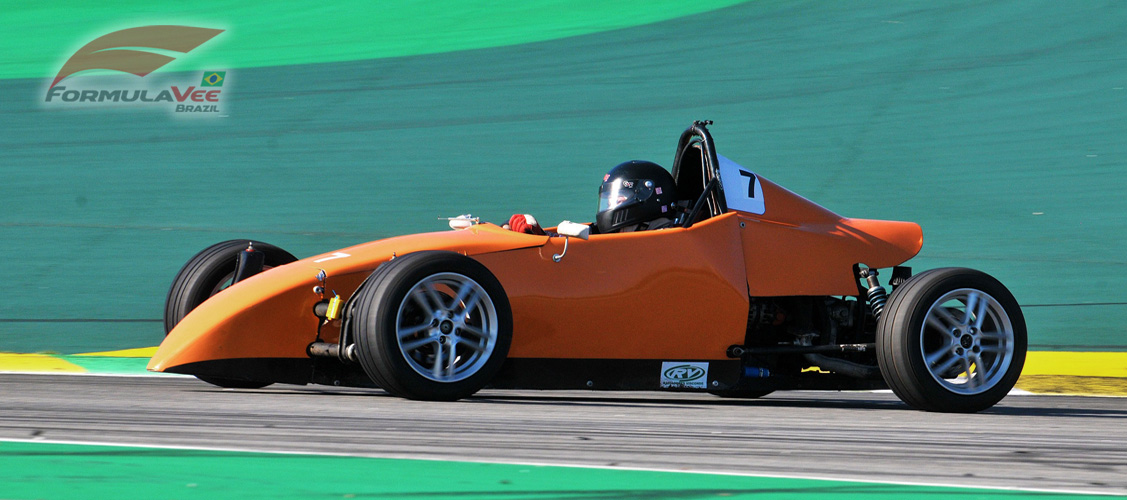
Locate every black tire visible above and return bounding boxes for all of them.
[164,239,297,389]
[350,251,512,401]
[876,268,1026,413]
[709,390,773,399]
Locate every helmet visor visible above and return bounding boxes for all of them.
[599,178,656,213]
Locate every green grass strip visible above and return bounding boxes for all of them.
[0,441,1113,499]
[59,355,153,375]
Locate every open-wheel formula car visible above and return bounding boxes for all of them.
[150,121,1026,413]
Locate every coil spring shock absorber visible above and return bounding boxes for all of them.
[859,267,888,322]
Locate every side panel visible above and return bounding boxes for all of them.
[723,174,923,296]
[739,215,922,296]
[475,213,749,361]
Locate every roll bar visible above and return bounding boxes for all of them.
[671,120,727,227]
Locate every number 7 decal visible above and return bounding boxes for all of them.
[739,170,757,198]
[717,155,765,215]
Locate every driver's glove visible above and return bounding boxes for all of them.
[504,214,546,235]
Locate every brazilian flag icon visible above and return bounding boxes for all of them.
[201,71,226,87]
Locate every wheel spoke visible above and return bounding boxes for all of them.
[979,329,1006,341]
[926,314,950,333]
[452,281,475,312]
[446,338,458,377]
[397,322,432,339]
[925,347,951,366]
[459,291,482,317]
[979,344,1005,353]
[930,306,961,332]
[961,292,977,316]
[968,292,988,329]
[410,290,434,317]
[401,336,436,352]
[932,354,961,378]
[460,325,490,341]
[970,353,987,387]
[432,342,444,378]
[423,280,448,311]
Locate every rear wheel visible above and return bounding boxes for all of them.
[350,251,512,401]
[876,268,1026,413]
[164,239,297,389]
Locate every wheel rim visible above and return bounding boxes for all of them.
[920,288,1015,395]
[395,272,499,383]
[209,271,236,296]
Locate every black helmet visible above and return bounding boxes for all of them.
[596,160,677,233]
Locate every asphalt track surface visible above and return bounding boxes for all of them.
[2,374,1125,495]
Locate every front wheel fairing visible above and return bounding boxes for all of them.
[148,224,547,376]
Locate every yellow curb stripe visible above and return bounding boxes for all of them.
[1015,375,1127,397]
[2,349,1126,397]
[0,353,86,373]
[1022,351,1127,378]
[75,347,159,358]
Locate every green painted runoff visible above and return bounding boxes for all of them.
[0,0,747,80]
[0,441,1114,500]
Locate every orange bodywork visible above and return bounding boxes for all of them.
[475,213,749,360]
[149,171,921,375]
[739,176,922,296]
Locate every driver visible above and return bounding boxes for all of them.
[505,160,679,235]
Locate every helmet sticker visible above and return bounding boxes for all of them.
[635,179,654,201]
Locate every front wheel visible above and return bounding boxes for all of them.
[876,268,1026,413]
[350,251,513,401]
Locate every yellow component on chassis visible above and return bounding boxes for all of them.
[325,295,343,321]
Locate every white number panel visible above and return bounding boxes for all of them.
[717,155,765,215]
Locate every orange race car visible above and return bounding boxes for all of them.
[150,121,1026,413]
